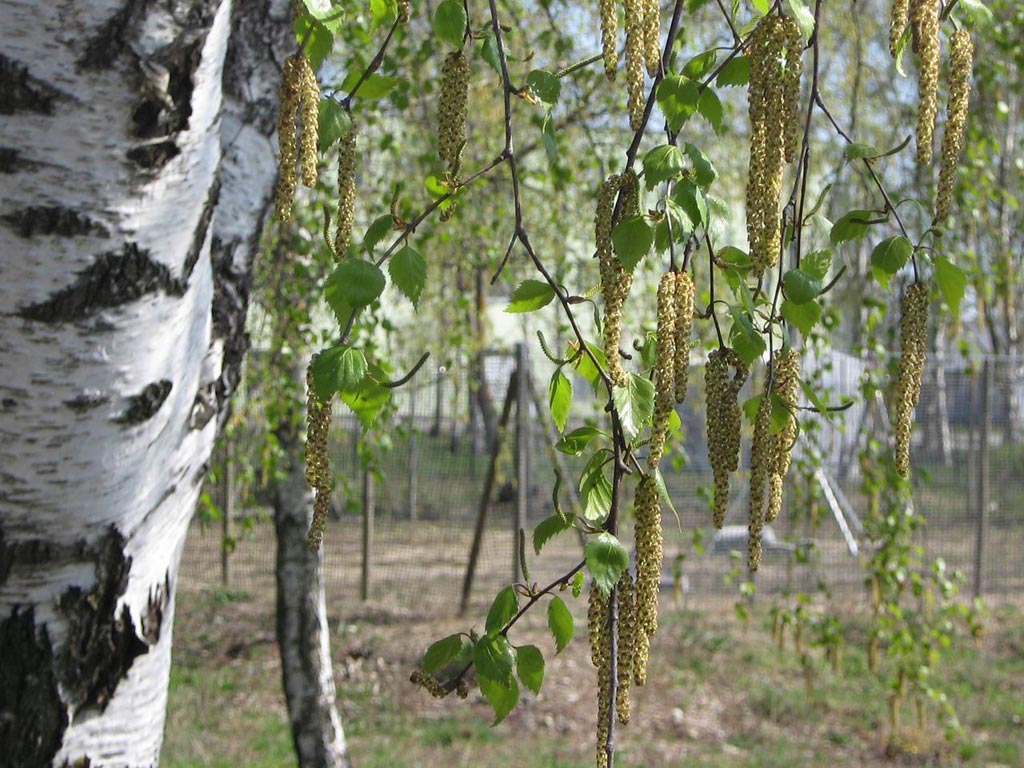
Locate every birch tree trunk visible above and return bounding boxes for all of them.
[0,0,288,764]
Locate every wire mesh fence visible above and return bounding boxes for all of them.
[180,349,1024,613]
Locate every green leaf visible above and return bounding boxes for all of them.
[682,49,718,78]
[389,245,427,307]
[325,259,386,315]
[829,209,876,245]
[683,142,718,187]
[340,71,400,101]
[433,0,467,46]
[718,245,752,271]
[697,87,724,133]
[751,0,771,13]
[363,215,393,254]
[785,0,815,41]
[612,216,654,271]
[548,369,573,433]
[516,645,545,694]
[715,56,749,87]
[486,586,519,636]
[527,69,560,105]
[474,634,516,682]
[783,268,822,305]
[672,181,709,230]
[478,674,519,725]
[612,373,655,443]
[533,514,573,555]
[642,145,686,190]
[958,0,994,28]
[579,452,613,524]
[309,345,367,400]
[781,298,822,335]
[547,596,574,653]
[318,99,352,152]
[340,375,391,429]
[369,0,398,28]
[423,634,465,674]
[652,467,678,521]
[802,249,832,281]
[571,571,584,598]
[478,35,501,74]
[572,342,607,391]
[656,75,700,133]
[844,142,880,161]
[728,309,766,366]
[585,532,630,596]
[555,426,606,455]
[294,16,332,71]
[871,236,913,275]
[506,280,556,313]
[934,257,967,314]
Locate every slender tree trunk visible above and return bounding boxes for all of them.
[272,422,350,768]
[0,0,286,763]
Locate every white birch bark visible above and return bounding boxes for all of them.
[0,0,286,764]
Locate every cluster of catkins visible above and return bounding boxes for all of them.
[704,348,748,528]
[745,14,803,278]
[891,2,974,220]
[648,271,696,466]
[596,171,640,387]
[304,359,332,551]
[275,52,320,222]
[601,0,661,129]
[894,282,929,477]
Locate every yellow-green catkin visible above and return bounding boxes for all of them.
[275,55,301,222]
[296,53,320,188]
[624,0,646,130]
[597,173,635,388]
[398,0,411,23]
[910,0,940,165]
[588,583,611,768]
[615,571,636,725]
[334,123,357,258]
[894,282,929,477]
[890,0,911,58]
[746,15,802,277]
[935,29,973,223]
[305,359,332,550]
[748,388,773,572]
[599,0,618,81]
[643,0,661,77]
[649,271,678,469]
[673,271,695,404]
[438,50,470,178]
[705,348,748,528]
[766,349,801,523]
[633,475,662,684]
[409,670,449,699]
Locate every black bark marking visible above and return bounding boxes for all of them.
[115,380,172,425]
[140,575,169,644]
[0,147,34,174]
[126,139,180,170]
[183,176,220,280]
[0,55,61,115]
[211,238,252,413]
[188,382,216,430]
[0,607,66,767]
[63,393,110,414]
[1,206,108,239]
[17,244,186,324]
[77,0,148,70]
[1,398,16,411]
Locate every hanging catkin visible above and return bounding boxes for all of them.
[643,0,661,77]
[334,122,357,258]
[438,50,470,178]
[673,271,695,404]
[275,55,301,221]
[588,582,611,768]
[935,29,973,223]
[599,0,618,81]
[597,173,636,388]
[894,281,929,477]
[766,349,801,523]
[305,359,333,550]
[910,0,940,165]
[705,348,748,528]
[648,271,677,469]
[615,570,636,725]
[624,0,646,130]
[296,53,320,188]
[633,475,662,685]
[889,0,911,58]
[748,388,773,572]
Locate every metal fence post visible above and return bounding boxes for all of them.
[361,469,375,601]
[221,436,234,587]
[972,358,991,600]
[408,409,418,521]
